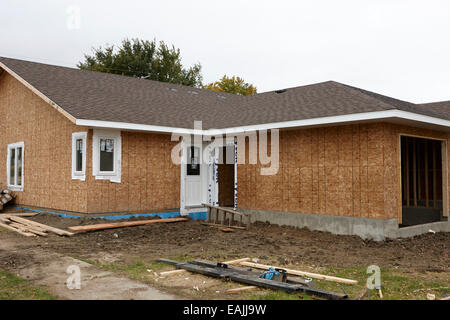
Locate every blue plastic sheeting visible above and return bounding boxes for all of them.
[14,206,207,221]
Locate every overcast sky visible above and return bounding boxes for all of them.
[1,0,450,103]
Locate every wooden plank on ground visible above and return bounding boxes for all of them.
[159,269,188,276]
[0,217,10,223]
[226,286,257,294]
[0,221,36,237]
[68,217,188,232]
[0,212,39,217]
[6,215,74,236]
[240,261,358,285]
[223,258,251,265]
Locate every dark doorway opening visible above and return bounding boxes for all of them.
[400,136,444,227]
[218,146,235,207]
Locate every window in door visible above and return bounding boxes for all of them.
[187,146,200,175]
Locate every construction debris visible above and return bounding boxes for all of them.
[223,258,251,265]
[0,221,36,237]
[239,261,358,285]
[68,217,188,232]
[0,189,15,211]
[202,203,251,229]
[157,258,348,300]
[158,258,251,277]
[226,286,257,294]
[0,215,74,237]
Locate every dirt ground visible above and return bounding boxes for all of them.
[0,209,449,300]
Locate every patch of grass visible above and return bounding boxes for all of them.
[76,257,96,265]
[167,254,194,262]
[0,268,56,300]
[248,290,312,300]
[318,266,449,300]
[82,259,167,281]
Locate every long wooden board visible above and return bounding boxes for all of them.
[226,286,257,294]
[0,212,39,217]
[239,261,358,285]
[68,217,188,232]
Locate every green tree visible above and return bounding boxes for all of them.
[203,75,257,95]
[78,38,203,87]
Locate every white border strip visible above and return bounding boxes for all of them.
[77,110,450,135]
[76,119,201,135]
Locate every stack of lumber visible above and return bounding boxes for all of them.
[0,189,15,211]
[0,215,74,237]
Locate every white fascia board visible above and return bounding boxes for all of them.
[76,119,200,135]
[204,110,450,135]
[76,110,449,135]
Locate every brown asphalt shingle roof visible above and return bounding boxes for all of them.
[1,56,449,129]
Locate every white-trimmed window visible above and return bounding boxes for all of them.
[92,129,121,183]
[7,142,24,191]
[72,132,87,181]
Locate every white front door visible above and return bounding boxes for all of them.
[185,145,202,207]
[181,140,218,214]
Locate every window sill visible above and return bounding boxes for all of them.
[94,175,121,183]
[7,186,23,192]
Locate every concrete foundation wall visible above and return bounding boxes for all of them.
[242,208,450,240]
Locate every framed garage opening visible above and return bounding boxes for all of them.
[399,135,448,227]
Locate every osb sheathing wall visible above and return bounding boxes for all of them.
[85,131,180,213]
[237,123,450,220]
[0,72,88,212]
[0,72,180,214]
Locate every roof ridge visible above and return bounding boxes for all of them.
[329,81,415,110]
[0,56,240,98]
[255,80,335,95]
[419,100,450,106]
